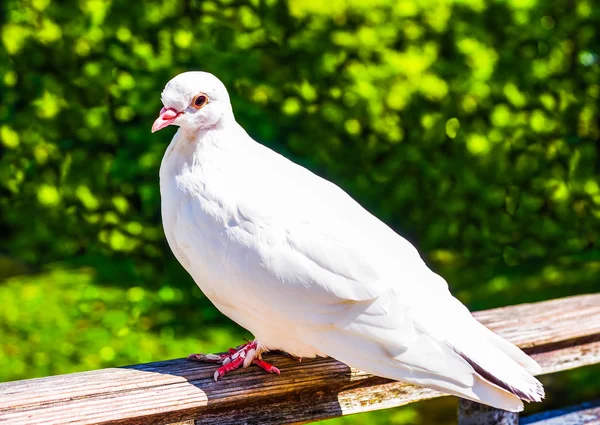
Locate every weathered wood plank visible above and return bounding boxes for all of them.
[0,293,599,425]
[458,399,518,425]
[520,399,600,424]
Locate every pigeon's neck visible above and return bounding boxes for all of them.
[179,109,235,141]
[180,115,241,154]
[160,118,245,179]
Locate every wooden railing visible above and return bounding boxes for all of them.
[0,293,599,425]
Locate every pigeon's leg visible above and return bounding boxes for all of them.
[187,340,280,381]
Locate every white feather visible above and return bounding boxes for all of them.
[157,72,544,411]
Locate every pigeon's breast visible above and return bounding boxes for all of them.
[161,163,260,293]
[162,174,234,284]
[160,165,322,357]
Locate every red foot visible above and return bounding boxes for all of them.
[214,355,246,381]
[253,358,281,375]
[187,340,280,381]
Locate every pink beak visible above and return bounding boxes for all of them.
[152,107,182,133]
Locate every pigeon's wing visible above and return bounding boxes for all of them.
[251,212,541,411]
[222,141,543,411]
[266,220,543,411]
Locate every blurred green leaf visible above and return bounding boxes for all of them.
[1,0,599,423]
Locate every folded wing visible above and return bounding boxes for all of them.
[182,140,544,411]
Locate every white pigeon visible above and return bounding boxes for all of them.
[152,71,544,412]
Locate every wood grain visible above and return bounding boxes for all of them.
[0,293,599,425]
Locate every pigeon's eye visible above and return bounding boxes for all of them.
[192,94,208,109]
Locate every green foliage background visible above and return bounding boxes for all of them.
[1,0,599,423]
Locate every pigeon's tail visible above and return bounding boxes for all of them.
[426,317,544,411]
[439,301,545,409]
[449,343,545,405]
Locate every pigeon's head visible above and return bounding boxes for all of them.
[152,71,233,133]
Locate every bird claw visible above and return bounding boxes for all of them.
[187,353,225,362]
[187,340,280,381]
